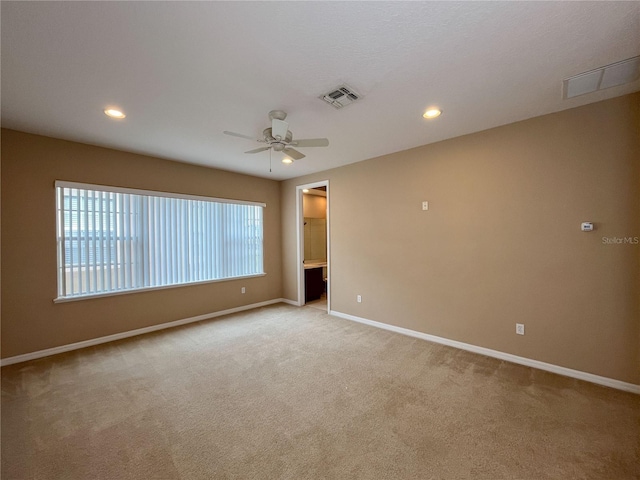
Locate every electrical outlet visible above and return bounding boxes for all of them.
[357,294,362,303]
[516,323,525,335]
[241,287,246,294]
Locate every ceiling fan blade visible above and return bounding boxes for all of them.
[245,147,271,154]
[223,131,257,141]
[271,119,289,140]
[283,147,305,160]
[292,138,329,148]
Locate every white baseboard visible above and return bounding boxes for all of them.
[329,310,640,395]
[280,298,301,307]
[1,299,288,367]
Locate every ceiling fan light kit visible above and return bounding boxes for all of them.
[223,110,329,167]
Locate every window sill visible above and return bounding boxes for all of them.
[53,273,266,303]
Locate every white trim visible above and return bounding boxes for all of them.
[296,180,330,310]
[54,180,266,207]
[53,273,267,303]
[329,310,640,395]
[326,184,331,313]
[1,299,287,367]
[304,189,327,197]
[280,298,301,307]
[296,186,304,307]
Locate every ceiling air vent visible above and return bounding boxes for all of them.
[563,55,640,99]
[320,84,361,109]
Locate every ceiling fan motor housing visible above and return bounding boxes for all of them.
[263,128,292,148]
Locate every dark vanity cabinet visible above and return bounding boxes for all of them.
[304,267,324,302]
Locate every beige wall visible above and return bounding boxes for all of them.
[282,93,640,384]
[303,194,328,261]
[1,129,282,358]
[303,194,327,219]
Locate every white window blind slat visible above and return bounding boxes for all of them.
[155,197,161,286]
[131,194,137,288]
[122,194,129,290]
[139,196,148,288]
[106,192,114,292]
[167,198,173,285]
[191,201,197,281]
[71,188,79,295]
[230,205,236,278]
[90,191,97,292]
[233,205,240,277]
[162,197,168,286]
[130,194,136,289]
[200,202,206,281]
[208,202,213,280]
[192,201,197,280]
[171,199,177,285]
[183,200,189,283]
[148,198,154,286]
[180,200,184,283]
[199,202,204,280]
[98,191,105,291]
[217,203,224,278]
[84,190,90,293]
[123,194,130,290]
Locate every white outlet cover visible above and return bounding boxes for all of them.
[516,323,525,335]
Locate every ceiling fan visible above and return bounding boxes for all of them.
[223,110,329,161]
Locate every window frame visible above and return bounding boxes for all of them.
[54,180,266,303]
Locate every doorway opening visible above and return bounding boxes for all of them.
[297,181,330,311]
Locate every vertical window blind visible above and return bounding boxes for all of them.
[55,181,265,300]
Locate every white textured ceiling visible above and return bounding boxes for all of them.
[2,2,639,180]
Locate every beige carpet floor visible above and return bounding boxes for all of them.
[2,304,639,479]
[305,295,327,312]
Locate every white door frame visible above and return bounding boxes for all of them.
[296,180,330,309]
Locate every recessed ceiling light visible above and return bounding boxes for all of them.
[302,189,310,193]
[282,157,293,165]
[104,108,126,119]
[423,108,442,119]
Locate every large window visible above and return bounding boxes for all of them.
[55,181,265,301]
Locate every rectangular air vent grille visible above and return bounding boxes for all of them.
[321,84,361,109]
[563,55,640,99]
